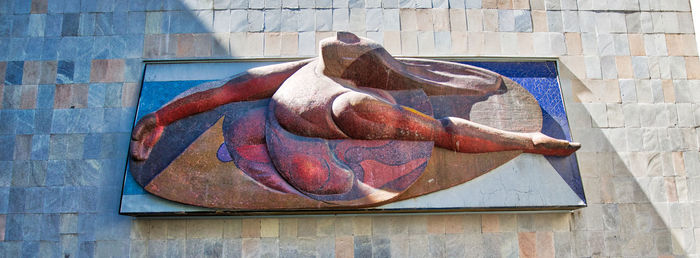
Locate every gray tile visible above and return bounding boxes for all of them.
[514,10,532,32]
[448,0,464,8]
[265,9,281,32]
[349,0,364,8]
[354,235,372,257]
[41,214,60,241]
[247,10,264,32]
[315,9,332,31]
[11,14,29,37]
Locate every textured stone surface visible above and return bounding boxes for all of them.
[0,0,698,257]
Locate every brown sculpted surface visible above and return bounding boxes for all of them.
[129,32,580,209]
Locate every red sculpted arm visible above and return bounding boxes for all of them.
[131,59,312,160]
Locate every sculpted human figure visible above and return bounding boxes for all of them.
[130,32,580,199]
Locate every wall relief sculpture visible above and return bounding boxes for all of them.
[122,32,585,214]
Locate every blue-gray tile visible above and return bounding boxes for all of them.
[15,110,35,134]
[40,214,60,241]
[79,13,96,36]
[36,84,55,109]
[73,58,92,83]
[47,0,65,13]
[8,188,25,213]
[112,12,127,35]
[45,14,62,37]
[62,13,80,36]
[25,186,46,212]
[354,235,372,257]
[0,162,11,187]
[349,0,364,8]
[39,241,60,258]
[5,61,23,85]
[40,37,60,60]
[95,13,113,36]
[45,161,66,186]
[30,135,50,160]
[0,187,9,213]
[60,186,80,212]
[0,15,11,36]
[24,38,44,60]
[20,241,40,258]
[164,0,186,10]
[144,0,163,10]
[56,60,74,84]
[0,111,19,135]
[78,213,97,241]
[87,84,106,108]
[28,14,45,37]
[22,214,42,241]
[34,109,53,134]
[80,186,98,212]
[128,0,146,10]
[2,85,21,109]
[79,241,95,258]
[127,12,146,35]
[8,37,29,60]
[13,0,30,14]
[232,0,248,8]
[42,187,62,213]
[5,214,23,240]
[264,9,281,32]
[123,59,142,82]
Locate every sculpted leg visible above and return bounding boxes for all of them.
[331,91,580,156]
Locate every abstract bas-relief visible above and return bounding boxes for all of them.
[121,32,585,214]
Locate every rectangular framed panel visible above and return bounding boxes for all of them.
[120,59,585,216]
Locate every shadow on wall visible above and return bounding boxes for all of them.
[559,62,692,256]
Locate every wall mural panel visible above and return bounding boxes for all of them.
[120,33,585,215]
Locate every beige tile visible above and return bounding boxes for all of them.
[193,33,213,57]
[148,220,168,240]
[531,10,548,32]
[565,32,582,56]
[260,218,279,238]
[665,177,679,202]
[333,217,353,236]
[426,215,446,234]
[245,32,264,57]
[432,9,450,31]
[662,79,675,102]
[417,31,436,55]
[241,218,261,238]
[121,82,140,107]
[167,220,187,239]
[498,0,513,9]
[279,218,297,238]
[444,215,464,234]
[483,0,499,8]
[482,9,498,31]
[186,219,223,239]
[19,85,37,109]
[279,32,299,56]
[628,34,646,56]
[335,236,354,258]
[400,31,418,55]
[175,34,195,57]
[467,31,484,55]
[399,9,418,32]
[684,56,700,79]
[352,217,372,236]
[383,31,401,56]
[466,9,483,32]
[39,61,57,84]
[264,32,281,56]
[483,32,501,55]
[229,32,247,57]
[416,9,433,31]
[481,214,499,233]
[513,0,530,9]
[615,56,634,79]
[451,31,468,54]
[22,61,41,85]
[518,232,536,258]
[222,219,242,238]
[516,33,534,56]
[449,9,467,31]
[536,231,555,258]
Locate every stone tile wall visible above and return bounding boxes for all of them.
[1,0,699,257]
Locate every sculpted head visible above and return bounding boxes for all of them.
[319,32,384,77]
